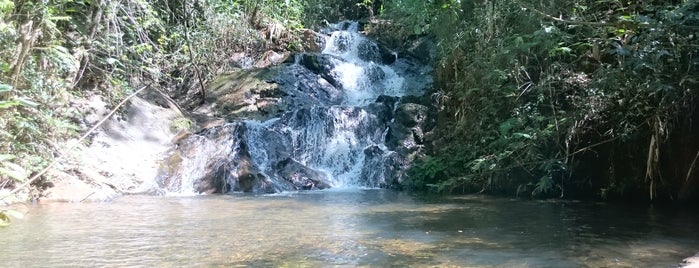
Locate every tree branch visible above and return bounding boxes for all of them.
[513,0,614,27]
[0,86,148,201]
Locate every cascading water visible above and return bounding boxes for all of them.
[159,21,432,194]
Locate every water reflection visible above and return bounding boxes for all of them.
[1,190,698,267]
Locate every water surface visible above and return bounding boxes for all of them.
[2,190,698,267]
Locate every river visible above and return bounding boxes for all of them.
[2,189,698,267]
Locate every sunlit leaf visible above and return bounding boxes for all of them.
[513,133,532,139]
[0,165,27,182]
[0,154,15,162]
[0,212,10,227]
[0,100,19,109]
[47,16,71,21]
[16,98,39,108]
[0,83,11,93]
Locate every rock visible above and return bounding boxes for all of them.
[406,37,436,65]
[387,102,435,150]
[196,63,344,122]
[302,29,326,52]
[230,52,254,69]
[43,170,117,202]
[253,50,289,68]
[380,99,437,187]
[296,53,343,88]
[357,39,396,65]
[360,145,400,188]
[40,94,182,202]
[159,123,283,194]
[275,158,331,190]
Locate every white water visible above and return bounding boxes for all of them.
[250,21,411,189]
[163,21,418,193]
[322,21,405,106]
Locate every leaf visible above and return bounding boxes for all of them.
[106,57,119,65]
[532,175,554,197]
[15,97,39,108]
[47,15,71,21]
[0,210,22,227]
[0,154,15,162]
[0,83,11,93]
[0,162,28,182]
[0,100,19,109]
[413,24,422,35]
[0,212,10,227]
[513,132,532,139]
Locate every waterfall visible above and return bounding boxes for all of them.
[159,21,431,194]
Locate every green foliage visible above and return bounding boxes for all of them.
[395,0,698,200]
[170,116,194,132]
[0,0,338,197]
[0,209,24,227]
[406,156,448,190]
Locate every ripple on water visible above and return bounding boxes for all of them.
[1,191,698,267]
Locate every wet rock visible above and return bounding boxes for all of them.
[253,50,289,68]
[382,99,437,187]
[274,63,344,104]
[302,29,326,52]
[195,64,343,121]
[276,158,331,190]
[387,102,435,150]
[160,123,285,194]
[364,63,386,83]
[406,37,436,65]
[295,53,343,88]
[360,145,400,188]
[358,39,396,65]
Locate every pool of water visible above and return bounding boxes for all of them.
[2,189,698,267]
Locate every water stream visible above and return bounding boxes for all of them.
[162,21,431,194]
[2,190,698,267]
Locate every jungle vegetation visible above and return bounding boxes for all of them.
[0,0,697,203]
[384,0,699,202]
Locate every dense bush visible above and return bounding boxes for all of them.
[384,0,699,201]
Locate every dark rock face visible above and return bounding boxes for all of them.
[382,100,437,187]
[160,22,435,194]
[302,29,326,52]
[295,53,344,89]
[388,102,436,151]
[196,60,345,122]
[275,158,331,190]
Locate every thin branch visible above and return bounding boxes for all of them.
[183,0,207,104]
[513,0,615,27]
[686,150,699,183]
[0,86,148,201]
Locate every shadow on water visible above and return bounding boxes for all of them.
[2,190,698,267]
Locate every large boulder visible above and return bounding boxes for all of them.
[387,102,436,152]
[195,63,344,122]
[275,158,332,190]
[159,123,286,194]
[383,98,437,188]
